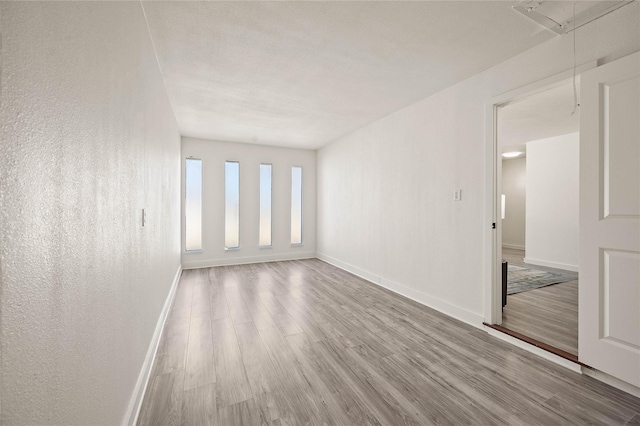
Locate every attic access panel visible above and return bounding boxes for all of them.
[513,1,633,35]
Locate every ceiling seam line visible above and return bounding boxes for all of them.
[139,0,182,136]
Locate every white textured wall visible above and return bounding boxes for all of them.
[1,3,181,425]
[502,157,526,250]
[0,3,3,422]
[317,4,639,325]
[181,138,316,268]
[525,133,580,271]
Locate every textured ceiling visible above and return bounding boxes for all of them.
[143,1,554,149]
[499,79,580,151]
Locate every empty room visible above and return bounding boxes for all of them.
[2,1,640,425]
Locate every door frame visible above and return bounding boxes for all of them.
[483,60,597,325]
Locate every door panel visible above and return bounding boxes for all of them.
[602,249,640,349]
[579,51,640,387]
[604,75,640,218]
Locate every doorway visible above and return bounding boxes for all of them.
[486,52,640,390]
[498,80,581,357]
[482,62,596,358]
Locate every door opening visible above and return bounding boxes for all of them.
[483,62,596,360]
[497,79,581,358]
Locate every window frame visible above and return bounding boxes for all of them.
[259,163,273,248]
[290,165,304,246]
[224,160,241,250]
[184,157,203,253]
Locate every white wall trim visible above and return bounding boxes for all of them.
[523,257,579,273]
[123,264,183,426]
[317,252,484,329]
[182,251,316,270]
[484,326,582,373]
[582,366,640,398]
[502,243,525,251]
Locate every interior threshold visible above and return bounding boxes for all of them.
[483,322,583,365]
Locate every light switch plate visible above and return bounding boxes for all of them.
[454,190,462,201]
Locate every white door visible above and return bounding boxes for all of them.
[579,51,640,387]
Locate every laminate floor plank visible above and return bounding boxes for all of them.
[172,271,195,310]
[244,296,279,331]
[329,302,402,357]
[205,267,226,294]
[304,283,396,356]
[184,313,216,391]
[352,344,483,425]
[286,331,385,426]
[258,326,339,425]
[273,293,332,343]
[317,338,427,426]
[208,289,230,321]
[166,305,191,325]
[546,377,639,424]
[235,285,278,331]
[626,413,640,425]
[346,299,491,374]
[181,383,217,426]
[238,266,286,297]
[233,321,282,422]
[464,368,579,425]
[137,370,184,426]
[217,398,271,426]
[211,317,253,407]
[307,302,364,348]
[278,292,339,340]
[152,321,190,376]
[138,259,640,426]
[191,280,212,318]
[224,286,253,325]
[256,291,302,336]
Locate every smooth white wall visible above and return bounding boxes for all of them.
[1,3,181,425]
[181,137,316,268]
[525,133,580,271]
[502,157,526,250]
[317,4,639,326]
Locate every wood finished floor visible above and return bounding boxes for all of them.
[138,259,639,425]
[502,248,579,356]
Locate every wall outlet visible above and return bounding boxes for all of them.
[454,189,462,201]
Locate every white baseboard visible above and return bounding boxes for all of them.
[582,366,640,398]
[524,257,579,273]
[182,251,317,270]
[316,252,484,329]
[502,243,525,251]
[484,326,582,373]
[122,264,183,426]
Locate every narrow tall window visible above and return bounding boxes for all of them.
[185,158,202,251]
[291,166,303,245]
[259,164,272,247]
[225,161,240,249]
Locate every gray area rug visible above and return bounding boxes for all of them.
[507,265,576,295]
